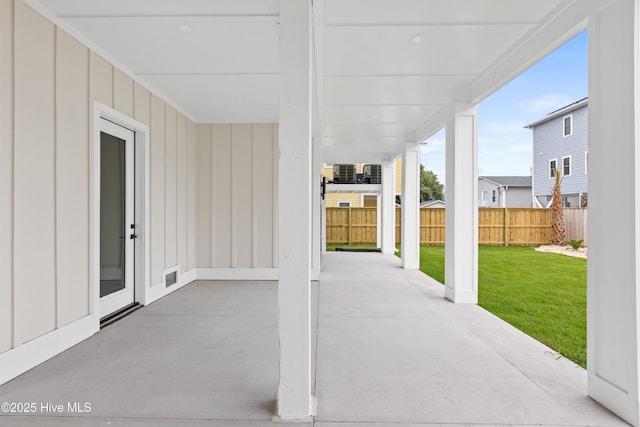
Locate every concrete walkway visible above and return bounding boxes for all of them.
[0,252,628,426]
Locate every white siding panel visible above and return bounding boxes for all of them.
[56,28,90,327]
[176,114,188,273]
[232,124,253,268]
[113,69,133,118]
[0,0,14,353]
[89,52,113,108]
[14,1,56,345]
[150,95,166,285]
[164,106,177,268]
[253,124,274,267]
[212,124,232,267]
[187,120,197,270]
[133,83,150,126]
[195,124,211,267]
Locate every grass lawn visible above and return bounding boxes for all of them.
[420,245,587,368]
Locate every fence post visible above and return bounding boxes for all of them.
[504,208,509,246]
[348,207,352,244]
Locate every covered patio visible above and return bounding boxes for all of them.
[0,252,626,426]
[2,0,640,424]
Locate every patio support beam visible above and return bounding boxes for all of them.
[444,103,478,303]
[401,143,420,269]
[381,159,396,254]
[276,0,314,420]
[587,1,640,425]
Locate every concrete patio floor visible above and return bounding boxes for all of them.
[0,252,628,426]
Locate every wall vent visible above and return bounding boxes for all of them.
[165,271,177,287]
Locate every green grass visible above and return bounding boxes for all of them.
[420,245,587,368]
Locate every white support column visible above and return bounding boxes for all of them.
[276,0,313,420]
[444,103,478,304]
[376,193,382,248]
[587,1,640,425]
[311,136,321,281]
[381,159,396,254]
[401,144,420,269]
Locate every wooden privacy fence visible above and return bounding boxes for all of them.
[564,208,588,246]
[326,207,585,246]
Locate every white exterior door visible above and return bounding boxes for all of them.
[99,118,135,318]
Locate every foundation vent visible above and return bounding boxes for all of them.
[166,271,177,287]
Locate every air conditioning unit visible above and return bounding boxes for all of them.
[333,164,356,183]
[363,164,382,184]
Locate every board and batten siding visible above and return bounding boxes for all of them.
[195,124,278,269]
[0,0,197,354]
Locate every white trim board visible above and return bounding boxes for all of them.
[0,314,98,386]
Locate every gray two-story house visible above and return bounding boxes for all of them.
[525,97,588,207]
[478,176,532,208]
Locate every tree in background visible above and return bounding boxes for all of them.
[551,168,566,245]
[420,164,444,202]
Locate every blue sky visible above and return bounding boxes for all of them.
[421,29,588,185]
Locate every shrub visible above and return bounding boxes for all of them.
[566,239,584,250]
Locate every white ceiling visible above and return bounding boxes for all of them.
[32,0,583,162]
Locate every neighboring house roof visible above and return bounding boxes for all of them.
[420,200,445,208]
[479,176,532,187]
[524,97,588,129]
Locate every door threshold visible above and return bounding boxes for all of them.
[100,302,141,328]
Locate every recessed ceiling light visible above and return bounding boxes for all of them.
[177,24,193,33]
[410,35,423,44]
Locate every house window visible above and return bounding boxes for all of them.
[491,190,496,202]
[549,159,557,178]
[585,151,588,174]
[481,191,486,201]
[338,201,351,208]
[562,156,571,176]
[563,115,572,137]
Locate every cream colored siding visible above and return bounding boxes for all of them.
[55,28,89,328]
[253,124,276,268]
[113,69,134,117]
[195,124,212,267]
[0,0,197,352]
[14,1,56,346]
[149,95,166,286]
[212,124,232,267]
[133,83,151,125]
[177,114,188,274]
[0,0,14,353]
[321,165,332,180]
[187,120,197,270]
[196,124,278,268]
[325,193,362,207]
[165,106,178,268]
[395,157,402,194]
[89,51,112,107]
[233,124,253,268]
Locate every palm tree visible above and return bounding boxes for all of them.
[551,168,566,245]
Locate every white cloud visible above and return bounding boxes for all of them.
[518,93,574,115]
